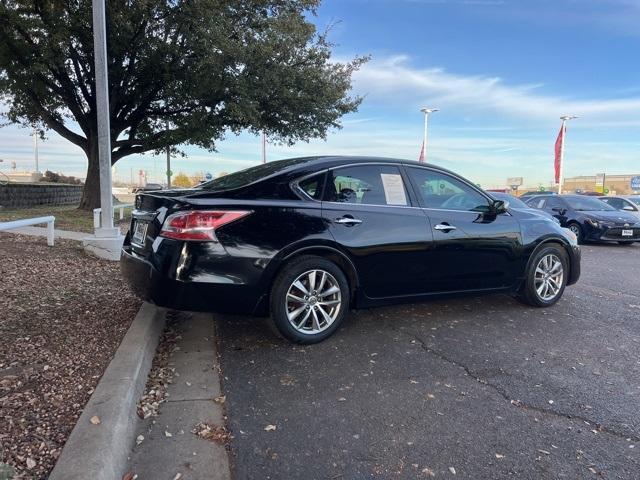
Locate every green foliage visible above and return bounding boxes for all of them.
[41,170,83,184]
[0,0,367,207]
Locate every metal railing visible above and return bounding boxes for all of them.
[93,204,133,230]
[0,216,55,246]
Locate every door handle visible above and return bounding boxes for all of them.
[335,216,363,225]
[434,223,456,231]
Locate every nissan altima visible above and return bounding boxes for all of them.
[121,156,581,343]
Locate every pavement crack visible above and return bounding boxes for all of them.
[402,329,640,443]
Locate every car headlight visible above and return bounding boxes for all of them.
[585,218,599,228]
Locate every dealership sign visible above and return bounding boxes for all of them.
[631,176,640,190]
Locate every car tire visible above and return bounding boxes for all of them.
[516,244,568,308]
[269,255,350,344]
[567,222,584,244]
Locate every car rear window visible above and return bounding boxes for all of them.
[198,158,308,192]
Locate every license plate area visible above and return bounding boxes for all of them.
[622,229,633,237]
[132,220,148,245]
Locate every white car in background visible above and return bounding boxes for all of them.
[599,196,640,220]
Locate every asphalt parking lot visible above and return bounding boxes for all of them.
[216,243,640,479]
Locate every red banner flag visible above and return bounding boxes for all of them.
[554,124,564,184]
[418,141,425,163]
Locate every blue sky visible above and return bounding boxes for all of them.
[2,0,640,188]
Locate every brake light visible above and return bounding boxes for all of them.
[160,210,251,241]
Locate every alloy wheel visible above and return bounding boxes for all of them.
[569,225,580,236]
[534,253,564,301]
[285,269,342,335]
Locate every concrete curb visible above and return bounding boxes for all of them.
[49,302,166,480]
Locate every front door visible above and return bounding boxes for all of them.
[321,164,433,299]
[405,166,523,292]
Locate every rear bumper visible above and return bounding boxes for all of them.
[120,245,264,315]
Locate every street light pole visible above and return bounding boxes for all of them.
[557,115,578,194]
[420,107,439,163]
[92,0,116,234]
[261,131,266,164]
[32,127,39,173]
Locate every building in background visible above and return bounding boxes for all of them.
[563,174,640,195]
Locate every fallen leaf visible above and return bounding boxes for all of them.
[426,393,435,400]
[26,458,36,469]
[449,466,456,474]
[136,435,144,446]
[264,424,277,432]
[165,431,173,437]
[122,473,136,480]
[214,395,226,404]
[422,467,435,477]
[90,415,101,425]
[495,453,505,459]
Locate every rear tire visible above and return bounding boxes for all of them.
[516,244,568,308]
[269,255,350,344]
[567,222,584,244]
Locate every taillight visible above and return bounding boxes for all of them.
[160,210,252,241]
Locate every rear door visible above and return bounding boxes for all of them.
[405,166,522,292]
[321,164,433,299]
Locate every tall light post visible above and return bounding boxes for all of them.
[32,127,40,173]
[420,107,439,163]
[261,131,267,164]
[556,115,578,194]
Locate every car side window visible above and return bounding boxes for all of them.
[531,198,546,209]
[406,167,489,212]
[545,197,563,209]
[605,198,623,209]
[325,165,409,206]
[297,173,325,200]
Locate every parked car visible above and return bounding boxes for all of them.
[121,156,581,344]
[521,191,556,197]
[132,183,164,194]
[599,196,640,221]
[524,194,640,245]
[490,192,560,225]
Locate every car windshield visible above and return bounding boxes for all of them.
[198,158,310,191]
[491,193,528,209]
[564,196,616,211]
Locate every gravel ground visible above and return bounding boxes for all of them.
[0,233,141,479]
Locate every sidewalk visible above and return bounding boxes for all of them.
[126,313,231,480]
[4,225,86,241]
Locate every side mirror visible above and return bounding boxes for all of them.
[623,205,635,211]
[492,200,508,214]
[552,207,567,215]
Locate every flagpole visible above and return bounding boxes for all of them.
[420,107,438,163]
[558,115,577,194]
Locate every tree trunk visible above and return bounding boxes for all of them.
[78,138,101,211]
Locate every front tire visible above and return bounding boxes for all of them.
[269,255,350,344]
[516,244,568,308]
[567,222,584,244]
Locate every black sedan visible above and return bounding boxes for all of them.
[121,156,580,343]
[524,194,640,245]
[490,192,560,224]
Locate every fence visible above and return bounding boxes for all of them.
[0,216,55,246]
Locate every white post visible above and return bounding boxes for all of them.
[557,115,577,194]
[92,0,117,237]
[420,107,438,163]
[261,131,266,164]
[33,127,39,173]
[47,218,55,246]
[93,208,101,229]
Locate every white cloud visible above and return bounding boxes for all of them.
[351,55,640,121]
